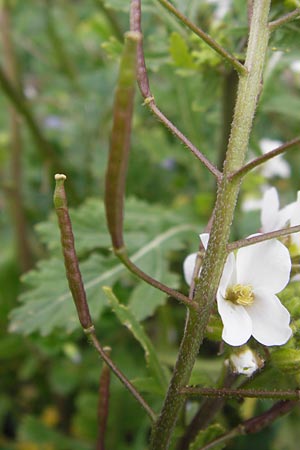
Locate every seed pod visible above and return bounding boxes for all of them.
[105,31,141,250]
[54,174,93,330]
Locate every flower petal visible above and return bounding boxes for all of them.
[236,239,291,293]
[218,252,236,297]
[261,187,280,232]
[183,252,198,286]
[217,293,252,346]
[247,289,292,346]
[199,233,210,249]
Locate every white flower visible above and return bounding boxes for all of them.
[259,138,290,179]
[206,0,231,21]
[290,60,300,74]
[260,187,294,232]
[229,348,263,376]
[184,233,292,347]
[261,187,300,255]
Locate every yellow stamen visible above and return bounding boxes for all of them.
[226,284,254,306]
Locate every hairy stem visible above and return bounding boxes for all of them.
[269,8,300,32]
[180,387,300,400]
[228,224,300,252]
[230,136,300,180]
[115,247,198,310]
[150,2,272,448]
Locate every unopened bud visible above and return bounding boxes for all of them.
[228,347,263,377]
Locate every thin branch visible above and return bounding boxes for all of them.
[228,225,300,252]
[87,328,156,423]
[53,174,156,423]
[180,387,300,400]
[269,8,300,32]
[115,247,199,311]
[130,0,222,181]
[156,0,247,75]
[177,369,236,450]
[197,400,298,450]
[229,136,300,180]
[0,1,33,271]
[97,346,111,450]
[0,63,77,197]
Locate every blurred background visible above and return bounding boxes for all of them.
[0,1,300,449]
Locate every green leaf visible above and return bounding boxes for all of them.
[103,286,169,393]
[169,32,196,69]
[189,423,226,450]
[10,198,197,335]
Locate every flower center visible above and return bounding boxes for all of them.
[225,284,254,306]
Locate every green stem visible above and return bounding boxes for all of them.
[150,2,271,448]
[180,387,300,400]
[156,0,247,75]
[269,8,300,32]
[230,136,300,180]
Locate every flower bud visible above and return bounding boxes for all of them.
[228,347,263,376]
[271,348,300,374]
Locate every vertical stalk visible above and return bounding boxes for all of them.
[149,2,271,448]
[0,1,33,271]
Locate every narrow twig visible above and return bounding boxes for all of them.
[130,0,222,181]
[228,225,300,252]
[53,174,156,422]
[44,2,81,91]
[96,347,111,450]
[229,136,300,180]
[87,329,156,422]
[0,1,33,271]
[177,370,236,450]
[269,8,300,32]
[116,247,199,311]
[156,0,247,75]
[180,387,300,400]
[197,400,298,450]
[0,64,77,197]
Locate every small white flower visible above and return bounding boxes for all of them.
[229,348,263,376]
[259,138,290,179]
[261,187,300,255]
[260,187,294,232]
[184,233,292,347]
[290,60,300,74]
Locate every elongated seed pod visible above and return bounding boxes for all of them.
[54,174,93,330]
[105,31,141,250]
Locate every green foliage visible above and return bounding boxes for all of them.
[103,287,169,393]
[189,423,226,450]
[9,198,198,335]
[1,1,300,449]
